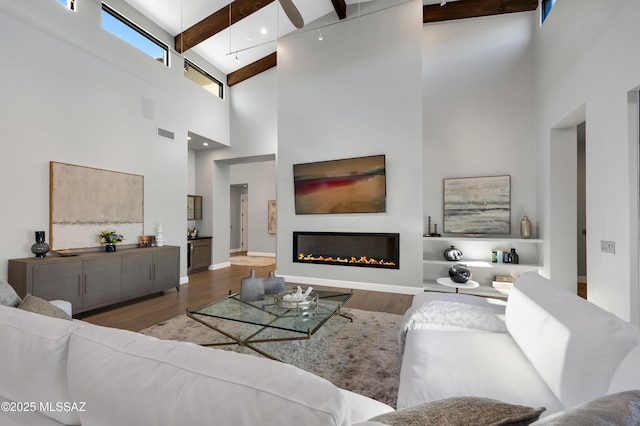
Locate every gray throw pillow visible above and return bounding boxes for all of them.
[18,294,72,320]
[533,390,640,425]
[370,397,545,426]
[0,279,22,307]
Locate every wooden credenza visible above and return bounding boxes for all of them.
[8,246,180,314]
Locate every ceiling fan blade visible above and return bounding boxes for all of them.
[279,0,304,29]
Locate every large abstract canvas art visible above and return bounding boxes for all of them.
[293,155,386,214]
[50,162,144,249]
[443,175,511,234]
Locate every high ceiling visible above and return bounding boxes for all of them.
[121,0,538,86]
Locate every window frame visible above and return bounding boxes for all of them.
[57,0,75,10]
[101,3,169,67]
[184,58,224,99]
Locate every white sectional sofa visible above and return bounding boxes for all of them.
[397,271,640,420]
[0,304,394,426]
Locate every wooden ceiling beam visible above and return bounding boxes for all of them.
[175,0,275,53]
[227,52,277,87]
[331,0,347,20]
[423,0,538,24]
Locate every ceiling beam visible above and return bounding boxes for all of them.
[175,0,275,54]
[331,0,347,20]
[227,52,277,87]
[423,0,538,24]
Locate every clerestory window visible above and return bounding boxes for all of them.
[184,59,224,99]
[56,0,75,10]
[101,3,169,66]
[541,0,556,24]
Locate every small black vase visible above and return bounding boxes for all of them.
[105,243,116,253]
[508,248,519,264]
[448,264,471,283]
[443,246,463,261]
[31,231,50,258]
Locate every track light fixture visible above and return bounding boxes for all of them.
[440,0,446,5]
[317,28,323,41]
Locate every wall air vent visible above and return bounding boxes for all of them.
[157,128,175,140]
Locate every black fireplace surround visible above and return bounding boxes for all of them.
[293,231,399,269]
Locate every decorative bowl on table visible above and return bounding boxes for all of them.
[274,290,318,312]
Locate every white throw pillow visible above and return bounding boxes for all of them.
[0,279,21,307]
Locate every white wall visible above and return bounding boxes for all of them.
[0,0,229,282]
[276,0,424,291]
[535,0,640,322]
[230,161,276,256]
[422,12,537,237]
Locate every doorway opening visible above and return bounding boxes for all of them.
[230,184,248,253]
[549,105,585,294]
[577,122,587,298]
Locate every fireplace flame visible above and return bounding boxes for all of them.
[298,253,396,266]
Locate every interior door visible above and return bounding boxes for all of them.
[241,193,248,252]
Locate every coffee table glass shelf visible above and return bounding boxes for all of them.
[187,288,352,361]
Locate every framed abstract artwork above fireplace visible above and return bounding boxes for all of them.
[443,175,511,234]
[293,155,386,214]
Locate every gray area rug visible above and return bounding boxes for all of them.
[140,308,403,407]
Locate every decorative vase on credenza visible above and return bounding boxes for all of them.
[30,231,49,258]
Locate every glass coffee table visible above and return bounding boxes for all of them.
[187,288,353,361]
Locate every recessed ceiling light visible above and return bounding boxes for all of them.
[203,142,209,146]
[187,136,191,140]
[260,27,267,35]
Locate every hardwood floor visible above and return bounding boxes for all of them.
[79,258,414,332]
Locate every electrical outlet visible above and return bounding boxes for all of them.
[601,240,616,254]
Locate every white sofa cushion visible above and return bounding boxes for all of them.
[397,329,565,415]
[67,324,352,426]
[607,346,640,394]
[505,271,640,409]
[339,389,394,424]
[0,305,81,425]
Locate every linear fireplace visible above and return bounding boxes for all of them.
[293,231,400,269]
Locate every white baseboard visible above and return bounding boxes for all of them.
[277,274,423,295]
[247,252,275,258]
[179,276,189,285]
[229,248,243,253]
[210,261,231,270]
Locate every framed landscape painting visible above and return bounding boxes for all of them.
[443,175,511,234]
